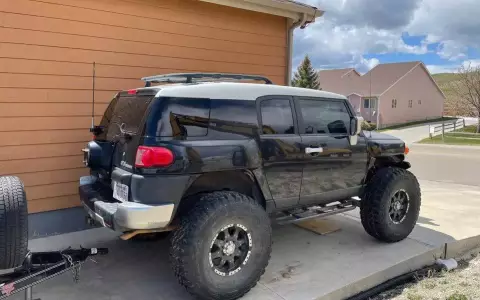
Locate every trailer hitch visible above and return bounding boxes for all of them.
[0,247,108,300]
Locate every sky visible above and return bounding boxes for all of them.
[293,0,480,74]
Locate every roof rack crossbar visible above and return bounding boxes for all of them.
[141,73,273,87]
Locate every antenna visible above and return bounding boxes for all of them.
[91,62,96,129]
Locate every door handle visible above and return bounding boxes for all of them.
[305,147,323,154]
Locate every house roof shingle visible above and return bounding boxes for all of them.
[319,61,422,97]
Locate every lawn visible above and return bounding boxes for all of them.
[378,117,457,132]
[419,125,480,145]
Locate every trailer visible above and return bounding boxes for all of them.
[0,176,108,300]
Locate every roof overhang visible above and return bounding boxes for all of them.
[198,0,323,22]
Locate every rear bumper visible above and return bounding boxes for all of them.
[79,178,174,231]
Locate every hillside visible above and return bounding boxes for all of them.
[432,73,472,116]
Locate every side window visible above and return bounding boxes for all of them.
[260,99,295,134]
[146,97,210,137]
[363,98,370,108]
[299,99,350,135]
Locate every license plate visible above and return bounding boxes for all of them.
[113,181,129,202]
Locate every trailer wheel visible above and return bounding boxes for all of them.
[0,176,28,269]
[170,191,272,300]
[361,167,421,243]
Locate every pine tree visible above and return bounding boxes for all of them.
[291,55,320,89]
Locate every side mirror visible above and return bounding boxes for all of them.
[349,116,363,146]
[350,116,363,135]
[355,116,363,135]
[350,118,357,135]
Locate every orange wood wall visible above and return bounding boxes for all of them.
[0,0,287,213]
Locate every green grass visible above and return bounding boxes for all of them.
[378,117,457,131]
[419,125,480,145]
[457,125,479,133]
[420,136,480,145]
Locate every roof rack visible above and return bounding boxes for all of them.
[141,73,273,87]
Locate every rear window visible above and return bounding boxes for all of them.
[145,97,211,138]
[98,94,154,140]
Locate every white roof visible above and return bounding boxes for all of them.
[155,82,346,100]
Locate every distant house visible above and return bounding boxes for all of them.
[318,61,446,128]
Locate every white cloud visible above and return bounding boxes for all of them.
[462,59,480,68]
[426,60,480,74]
[408,0,480,59]
[426,64,459,74]
[437,41,468,61]
[295,0,480,71]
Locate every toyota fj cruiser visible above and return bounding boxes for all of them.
[80,73,420,300]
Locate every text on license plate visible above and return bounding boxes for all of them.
[113,181,129,202]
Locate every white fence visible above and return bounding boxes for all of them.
[429,119,466,139]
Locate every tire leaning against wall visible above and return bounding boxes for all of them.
[0,176,29,269]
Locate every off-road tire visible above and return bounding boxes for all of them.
[0,176,28,269]
[361,167,421,243]
[170,191,272,300]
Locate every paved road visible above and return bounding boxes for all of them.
[408,144,480,187]
[382,117,477,145]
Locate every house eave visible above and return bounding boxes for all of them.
[198,0,324,21]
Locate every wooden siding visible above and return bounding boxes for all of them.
[0,0,288,213]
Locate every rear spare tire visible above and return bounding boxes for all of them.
[361,167,421,243]
[0,176,28,269]
[170,191,272,300]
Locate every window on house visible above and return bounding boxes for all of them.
[363,98,370,108]
[260,99,295,134]
[408,100,413,108]
[418,100,422,105]
[392,99,397,108]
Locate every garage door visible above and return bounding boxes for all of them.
[0,0,287,213]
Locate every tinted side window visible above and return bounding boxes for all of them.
[260,99,295,135]
[146,97,210,138]
[299,99,350,135]
[208,100,258,139]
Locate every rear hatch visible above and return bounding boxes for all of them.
[96,89,158,172]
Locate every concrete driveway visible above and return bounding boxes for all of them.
[11,143,480,300]
[382,117,477,144]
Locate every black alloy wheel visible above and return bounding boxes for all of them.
[389,189,410,224]
[209,224,252,276]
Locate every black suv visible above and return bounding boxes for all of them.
[80,73,420,300]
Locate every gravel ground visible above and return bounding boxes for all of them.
[371,253,480,300]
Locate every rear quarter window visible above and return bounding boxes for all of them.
[208,100,258,139]
[146,97,211,138]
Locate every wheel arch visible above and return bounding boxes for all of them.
[364,155,411,186]
[174,170,267,219]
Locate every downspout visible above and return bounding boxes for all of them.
[376,97,381,129]
[286,13,307,86]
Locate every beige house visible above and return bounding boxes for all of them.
[0,0,321,235]
[318,61,446,128]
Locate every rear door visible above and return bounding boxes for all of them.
[295,97,368,206]
[257,96,303,209]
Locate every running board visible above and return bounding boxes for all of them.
[275,199,359,225]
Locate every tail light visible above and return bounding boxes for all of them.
[135,146,174,168]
